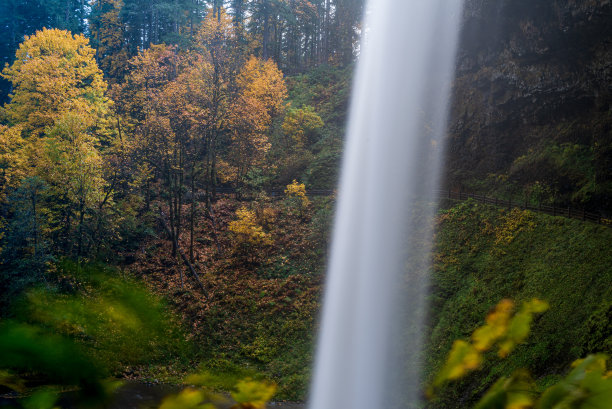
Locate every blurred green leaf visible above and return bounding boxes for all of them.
[536,354,612,409]
[21,389,59,409]
[474,370,535,409]
[472,299,515,352]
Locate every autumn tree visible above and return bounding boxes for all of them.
[1,28,116,260]
[228,206,272,262]
[2,28,110,137]
[268,105,323,184]
[114,40,221,260]
[283,179,310,218]
[114,44,183,256]
[193,8,249,196]
[0,0,89,103]
[42,114,108,257]
[227,55,287,189]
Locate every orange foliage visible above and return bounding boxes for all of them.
[228,56,288,182]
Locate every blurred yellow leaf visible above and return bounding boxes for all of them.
[431,298,548,395]
[434,340,482,388]
[230,379,276,409]
[499,300,548,358]
[159,388,216,409]
[184,373,213,387]
[472,299,514,352]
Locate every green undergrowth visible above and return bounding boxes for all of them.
[425,200,612,408]
[0,260,192,407]
[190,271,321,401]
[285,65,353,189]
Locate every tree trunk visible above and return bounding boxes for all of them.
[159,208,208,297]
[167,170,177,257]
[263,0,270,60]
[189,163,196,263]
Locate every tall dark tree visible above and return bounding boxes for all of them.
[89,0,129,82]
[333,0,363,65]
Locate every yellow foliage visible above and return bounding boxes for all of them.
[227,56,287,182]
[217,160,239,185]
[282,106,324,149]
[37,113,107,209]
[441,340,483,382]
[433,304,612,409]
[230,379,276,409]
[159,388,216,409]
[237,56,287,118]
[229,208,272,247]
[0,125,27,203]
[498,299,549,358]
[432,299,548,393]
[2,28,110,137]
[284,180,310,207]
[494,209,536,248]
[472,299,515,352]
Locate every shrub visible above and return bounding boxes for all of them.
[228,208,272,262]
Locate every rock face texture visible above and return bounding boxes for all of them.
[446,0,612,211]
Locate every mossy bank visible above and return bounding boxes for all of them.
[425,200,612,408]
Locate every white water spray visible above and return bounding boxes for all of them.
[308,1,464,409]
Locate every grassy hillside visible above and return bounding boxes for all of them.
[425,200,612,408]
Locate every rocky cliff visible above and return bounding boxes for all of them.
[446,0,612,212]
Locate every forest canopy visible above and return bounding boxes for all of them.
[0,1,355,291]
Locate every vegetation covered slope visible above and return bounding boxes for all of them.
[127,195,611,405]
[275,64,353,189]
[128,192,334,400]
[426,200,612,408]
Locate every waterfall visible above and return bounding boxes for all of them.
[308,1,464,408]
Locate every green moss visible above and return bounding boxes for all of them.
[426,200,612,408]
